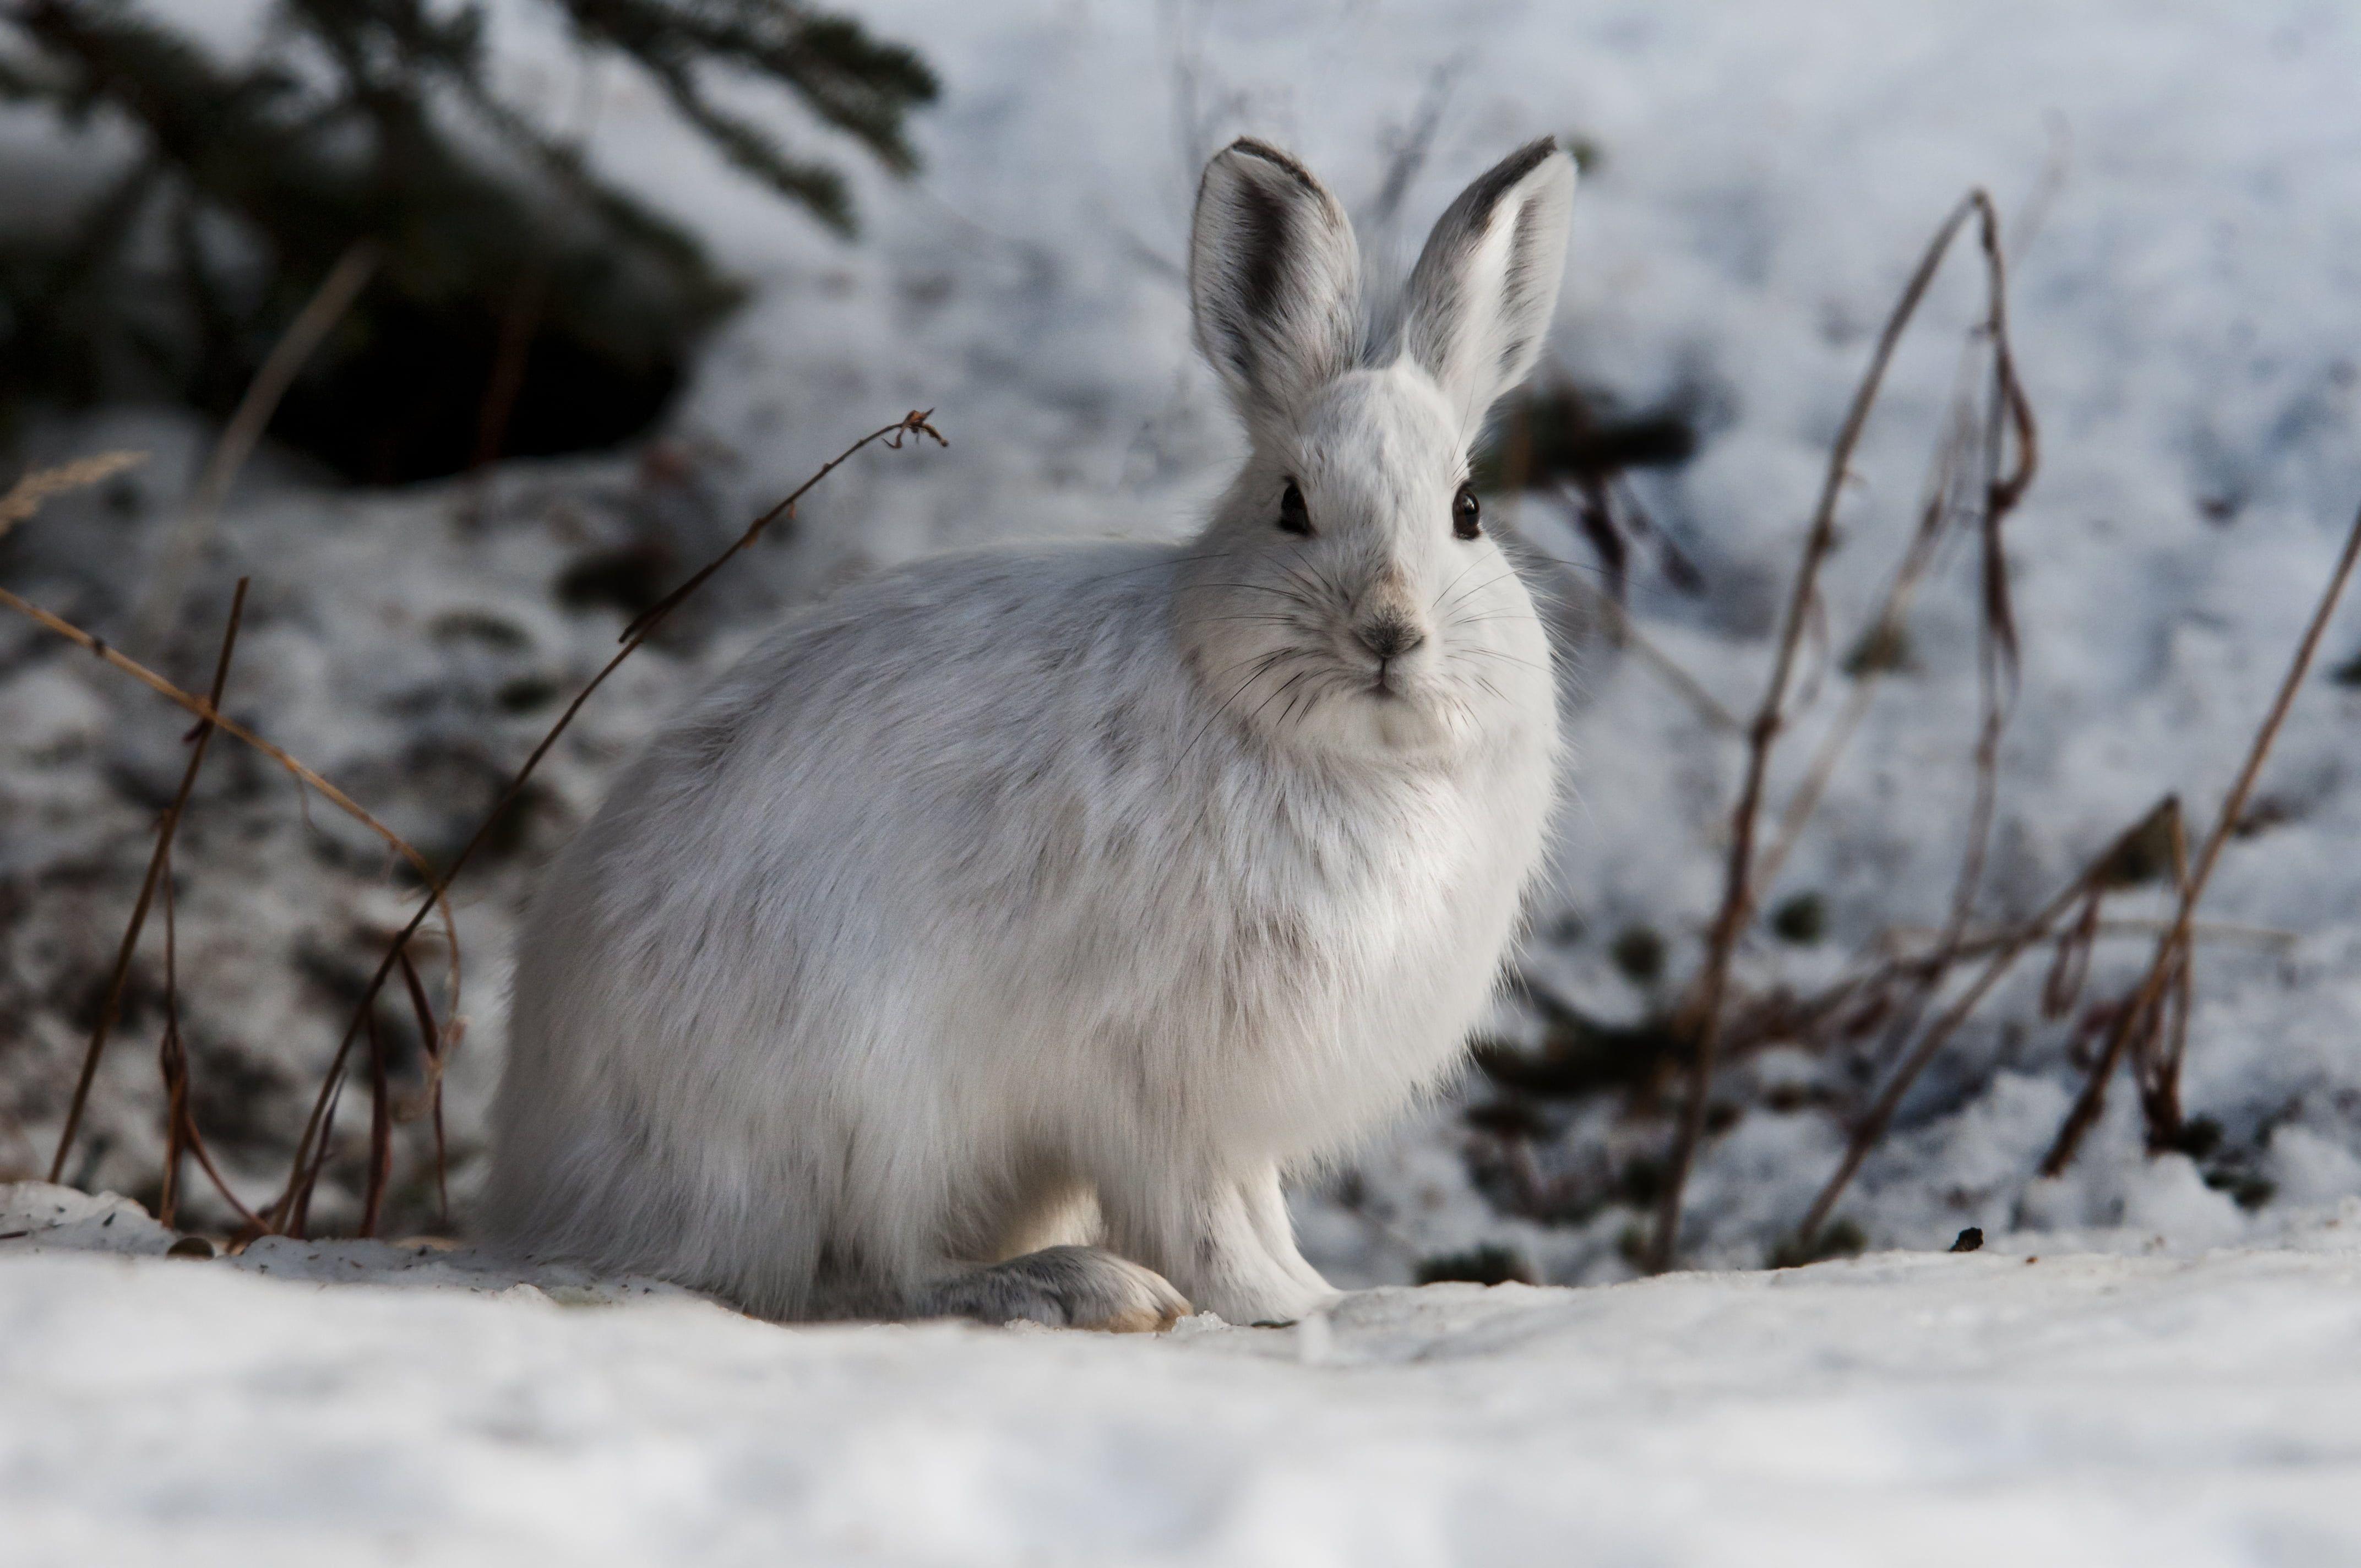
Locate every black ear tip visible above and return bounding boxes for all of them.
[1499,137,1566,185]
[1216,137,1322,191]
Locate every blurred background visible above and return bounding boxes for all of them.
[4,1,2361,1282]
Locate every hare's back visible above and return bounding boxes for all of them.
[699,539,1178,785]
[570,540,1187,939]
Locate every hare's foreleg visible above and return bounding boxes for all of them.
[1102,1163,1337,1326]
[910,1246,1188,1332]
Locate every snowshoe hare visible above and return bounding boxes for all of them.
[485,137,1576,1329]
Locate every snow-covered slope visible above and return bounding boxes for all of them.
[8,1182,2361,1566]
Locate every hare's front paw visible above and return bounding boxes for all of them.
[916,1245,1189,1332]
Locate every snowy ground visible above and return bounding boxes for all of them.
[10,0,2357,1272]
[9,1181,2361,1566]
[10,5,2361,1561]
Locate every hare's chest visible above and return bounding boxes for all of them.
[1218,758,1546,1025]
[1133,757,1544,1152]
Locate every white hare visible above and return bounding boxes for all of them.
[483,137,1576,1329]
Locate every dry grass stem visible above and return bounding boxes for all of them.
[1828,204,2041,1136]
[154,839,266,1232]
[0,583,462,1003]
[132,242,380,649]
[2041,498,2361,1175]
[0,451,146,543]
[1792,797,2177,1246]
[3,448,440,1222]
[1880,916,2297,955]
[397,948,453,1224]
[1546,562,1742,733]
[47,579,248,1183]
[1754,351,1986,892]
[1647,191,2027,1272]
[155,841,187,1228]
[360,1004,393,1238]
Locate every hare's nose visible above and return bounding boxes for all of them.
[1354,614,1426,660]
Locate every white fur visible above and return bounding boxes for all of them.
[483,137,1579,1326]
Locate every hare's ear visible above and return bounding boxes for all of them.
[1400,138,1576,420]
[1189,139,1362,428]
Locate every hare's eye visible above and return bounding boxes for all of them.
[1452,482,1482,541]
[1277,480,1313,536]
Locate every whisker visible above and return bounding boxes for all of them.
[1435,569,1523,618]
[1276,560,1336,606]
[1177,582,1320,608]
[1173,650,1290,772]
[1097,552,1234,582]
[1450,646,1550,673]
[1238,668,1315,734]
[1443,617,1555,639]
[1429,557,1486,612]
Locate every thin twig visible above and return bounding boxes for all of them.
[47,580,247,1183]
[2041,498,2361,1175]
[1646,194,1993,1273]
[155,840,186,1230]
[270,410,948,1233]
[154,832,267,1234]
[1752,271,2014,894]
[473,260,550,470]
[360,1004,391,1238]
[176,1113,267,1233]
[1792,797,2174,1246]
[132,242,379,650]
[1547,561,1742,733]
[2161,813,2199,1134]
[1881,911,2296,958]
[3,445,461,1187]
[1753,396,1979,892]
[1840,198,2039,1118]
[0,451,145,543]
[0,583,461,1000]
[398,947,452,1225]
[1945,198,2039,941]
[1790,899,2289,1034]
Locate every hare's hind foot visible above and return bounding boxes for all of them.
[914,1245,1188,1333]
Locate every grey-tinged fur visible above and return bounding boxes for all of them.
[914,1246,1190,1332]
[483,138,1580,1330]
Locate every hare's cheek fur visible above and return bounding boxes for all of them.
[485,135,1578,1330]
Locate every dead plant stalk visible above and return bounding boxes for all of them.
[0,584,461,1000]
[1647,190,2028,1273]
[1791,796,2178,1246]
[155,829,268,1233]
[133,242,379,650]
[0,450,145,542]
[2040,498,2361,1175]
[48,579,248,1182]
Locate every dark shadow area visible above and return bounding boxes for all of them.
[0,0,935,482]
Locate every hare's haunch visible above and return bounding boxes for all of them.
[484,137,1577,1327]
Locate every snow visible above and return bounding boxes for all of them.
[7,4,2361,1551]
[9,1180,2361,1565]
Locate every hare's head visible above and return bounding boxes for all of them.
[1173,137,1575,763]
